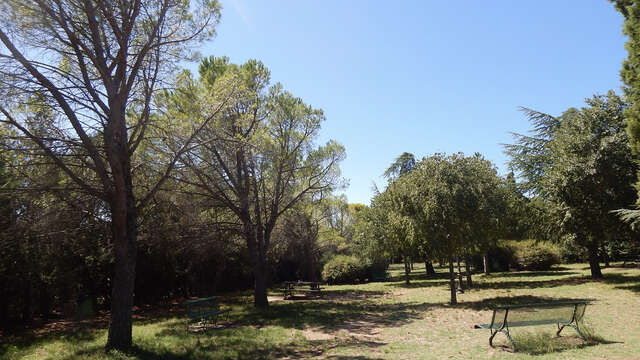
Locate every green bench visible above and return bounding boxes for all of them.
[474,301,589,350]
[182,296,230,331]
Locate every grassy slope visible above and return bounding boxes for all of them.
[2,263,640,359]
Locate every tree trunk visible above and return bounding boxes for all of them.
[410,261,414,271]
[588,244,603,279]
[601,244,610,268]
[0,281,7,329]
[103,104,139,351]
[483,254,490,275]
[250,237,269,308]
[403,256,411,284]
[38,285,52,320]
[22,278,32,323]
[106,189,137,351]
[465,258,472,288]
[425,261,436,276]
[456,257,464,293]
[448,258,457,305]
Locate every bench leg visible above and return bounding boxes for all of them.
[490,328,516,350]
[489,329,498,347]
[557,322,586,340]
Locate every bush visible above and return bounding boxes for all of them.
[509,240,560,271]
[322,255,369,284]
[365,260,390,279]
[472,244,515,272]
[556,234,587,263]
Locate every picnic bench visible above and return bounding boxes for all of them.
[474,301,589,350]
[280,281,323,299]
[182,296,230,331]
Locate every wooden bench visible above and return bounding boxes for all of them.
[474,301,589,350]
[280,281,323,299]
[182,296,230,331]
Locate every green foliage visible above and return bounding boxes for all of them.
[351,203,394,270]
[508,240,560,271]
[612,1,640,193]
[555,235,588,263]
[383,152,416,181]
[503,107,561,194]
[506,92,637,278]
[164,56,345,306]
[472,243,515,271]
[321,255,368,284]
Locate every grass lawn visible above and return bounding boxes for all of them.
[2,263,640,359]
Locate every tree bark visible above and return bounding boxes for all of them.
[0,281,7,329]
[106,189,137,351]
[22,279,31,323]
[425,261,436,276]
[106,116,138,350]
[38,285,52,320]
[249,231,269,308]
[253,262,269,307]
[403,256,411,284]
[588,244,603,279]
[601,244,610,268]
[483,254,490,275]
[465,258,472,288]
[448,258,457,305]
[456,257,464,293]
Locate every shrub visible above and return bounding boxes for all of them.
[472,244,515,272]
[322,255,368,284]
[365,260,390,279]
[509,240,560,271]
[556,234,587,263]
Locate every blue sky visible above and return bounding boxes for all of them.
[201,0,627,205]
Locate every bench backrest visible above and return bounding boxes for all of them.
[489,302,587,329]
[182,296,218,316]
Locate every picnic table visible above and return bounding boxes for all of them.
[474,301,589,350]
[280,281,324,299]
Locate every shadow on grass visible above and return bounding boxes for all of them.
[133,331,384,360]
[52,325,386,360]
[385,280,451,289]
[228,299,433,333]
[386,274,591,291]
[319,289,387,301]
[505,330,619,356]
[387,271,451,283]
[601,273,640,294]
[472,276,590,290]
[491,270,580,278]
[0,325,103,358]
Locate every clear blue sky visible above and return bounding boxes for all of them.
[201,0,626,205]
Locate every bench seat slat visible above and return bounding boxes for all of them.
[491,318,571,328]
